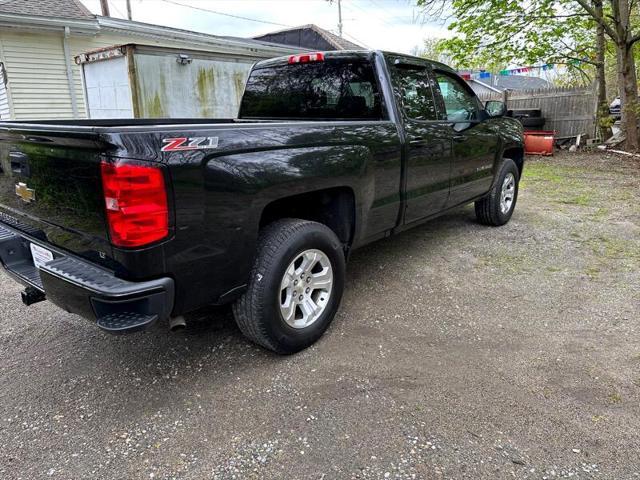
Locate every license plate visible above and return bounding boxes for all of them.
[30,243,54,269]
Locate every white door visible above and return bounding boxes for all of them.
[83,56,134,119]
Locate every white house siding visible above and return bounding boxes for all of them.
[0,31,76,119]
[0,26,290,121]
[0,30,149,119]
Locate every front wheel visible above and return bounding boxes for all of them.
[233,219,346,354]
[475,159,520,226]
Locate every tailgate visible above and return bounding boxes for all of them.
[0,125,111,264]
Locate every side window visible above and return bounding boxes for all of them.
[390,66,438,121]
[435,73,480,121]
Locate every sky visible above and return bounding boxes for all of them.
[79,0,453,54]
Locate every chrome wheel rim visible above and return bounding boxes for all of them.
[279,249,333,329]
[500,173,516,214]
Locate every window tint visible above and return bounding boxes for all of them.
[436,73,479,121]
[238,59,382,120]
[390,65,438,120]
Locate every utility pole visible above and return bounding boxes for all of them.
[337,0,343,37]
[99,0,110,17]
[126,0,132,20]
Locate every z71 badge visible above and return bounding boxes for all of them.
[161,137,219,152]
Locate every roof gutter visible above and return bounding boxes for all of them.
[96,16,304,57]
[0,13,305,57]
[0,13,99,34]
[472,79,502,94]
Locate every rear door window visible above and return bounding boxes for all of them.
[239,58,383,120]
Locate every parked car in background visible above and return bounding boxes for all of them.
[0,50,524,354]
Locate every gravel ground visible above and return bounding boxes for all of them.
[0,151,639,480]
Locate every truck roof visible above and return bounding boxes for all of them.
[253,50,457,74]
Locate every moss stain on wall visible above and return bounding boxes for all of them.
[196,67,216,117]
[233,71,246,106]
[146,92,166,118]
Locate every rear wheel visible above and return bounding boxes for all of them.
[475,159,520,226]
[233,219,345,354]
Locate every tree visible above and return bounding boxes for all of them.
[574,0,639,148]
[418,0,638,149]
[593,0,609,139]
[418,1,598,74]
[412,37,454,65]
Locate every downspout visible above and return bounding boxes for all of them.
[62,26,79,118]
[0,38,15,119]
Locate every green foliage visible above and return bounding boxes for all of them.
[417,0,598,80]
[415,37,450,63]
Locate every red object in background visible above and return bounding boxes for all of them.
[524,130,555,156]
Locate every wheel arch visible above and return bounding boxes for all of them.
[258,186,357,251]
[502,146,525,177]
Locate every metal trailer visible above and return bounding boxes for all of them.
[74,43,265,119]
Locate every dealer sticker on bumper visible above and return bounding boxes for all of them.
[30,243,54,269]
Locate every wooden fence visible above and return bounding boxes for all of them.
[478,86,597,139]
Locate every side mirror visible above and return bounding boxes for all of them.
[485,100,506,118]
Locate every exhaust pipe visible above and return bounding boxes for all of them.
[169,315,186,332]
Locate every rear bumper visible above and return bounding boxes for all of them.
[0,222,174,333]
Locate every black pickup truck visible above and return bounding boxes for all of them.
[0,50,523,353]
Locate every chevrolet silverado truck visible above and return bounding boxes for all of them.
[0,50,523,354]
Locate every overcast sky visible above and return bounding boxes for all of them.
[79,0,452,54]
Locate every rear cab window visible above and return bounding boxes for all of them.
[388,62,439,121]
[238,56,384,120]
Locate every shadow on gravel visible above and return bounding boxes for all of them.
[10,207,480,407]
[82,207,476,361]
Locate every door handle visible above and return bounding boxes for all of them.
[452,134,466,141]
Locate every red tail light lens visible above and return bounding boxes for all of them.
[100,160,169,248]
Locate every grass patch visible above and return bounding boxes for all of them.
[586,235,640,260]
[584,266,600,279]
[523,162,565,184]
[590,207,609,220]
[522,161,601,209]
[608,391,622,404]
[560,193,592,206]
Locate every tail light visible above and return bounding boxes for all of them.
[100,160,169,248]
[288,52,324,64]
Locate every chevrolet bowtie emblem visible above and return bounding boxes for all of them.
[15,182,35,203]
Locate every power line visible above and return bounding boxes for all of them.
[341,31,371,49]
[355,0,429,26]
[108,0,127,18]
[159,0,293,28]
[342,0,397,28]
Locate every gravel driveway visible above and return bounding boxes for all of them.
[0,152,639,480]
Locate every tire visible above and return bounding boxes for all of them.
[519,117,545,128]
[475,159,520,226]
[233,219,346,354]
[508,108,542,118]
